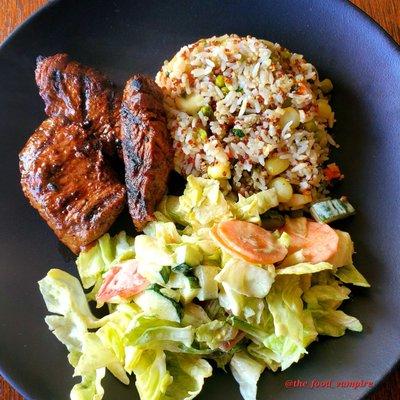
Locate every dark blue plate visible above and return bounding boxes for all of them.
[0,1,399,399]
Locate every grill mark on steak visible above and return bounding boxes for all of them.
[51,69,62,94]
[19,55,130,254]
[83,191,121,222]
[35,53,122,157]
[19,117,126,253]
[121,74,173,231]
[80,74,90,122]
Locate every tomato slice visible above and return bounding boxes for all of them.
[96,259,149,302]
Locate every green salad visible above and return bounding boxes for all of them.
[39,176,370,400]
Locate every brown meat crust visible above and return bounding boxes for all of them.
[19,117,126,253]
[35,53,122,156]
[121,75,173,230]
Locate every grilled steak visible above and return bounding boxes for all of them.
[121,75,173,230]
[19,117,126,253]
[35,53,122,156]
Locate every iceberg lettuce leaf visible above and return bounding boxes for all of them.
[75,333,129,385]
[276,262,333,275]
[38,269,99,327]
[335,264,370,287]
[216,258,275,298]
[230,350,266,400]
[196,320,237,350]
[163,353,212,400]
[303,283,350,310]
[70,368,106,400]
[177,176,232,228]
[311,309,362,337]
[266,275,304,342]
[76,232,134,290]
[126,315,194,349]
[230,189,278,224]
[44,313,87,353]
[132,349,173,400]
[144,221,182,244]
[327,230,354,268]
[219,283,265,324]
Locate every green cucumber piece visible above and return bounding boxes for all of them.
[172,263,192,274]
[187,276,201,289]
[172,263,201,289]
[310,198,356,223]
[160,266,171,284]
[134,283,182,322]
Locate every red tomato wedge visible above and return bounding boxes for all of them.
[96,259,149,302]
[212,220,288,264]
[282,218,339,263]
[219,330,246,352]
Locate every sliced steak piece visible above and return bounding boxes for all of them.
[121,75,173,230]
[35,53,122,156]
[19,117,126,253]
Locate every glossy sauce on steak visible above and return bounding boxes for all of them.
[35,53,122,156]
[121,75,173,230]
[19,117,126,253]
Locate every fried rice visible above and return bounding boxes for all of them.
[156,34,337,202]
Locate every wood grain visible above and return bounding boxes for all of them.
[0,0,47,41]
[0,0,399,399]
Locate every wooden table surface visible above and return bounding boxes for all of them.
[0,0,399,399]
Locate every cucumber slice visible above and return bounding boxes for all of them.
[310,198,355,223]
[134,284,182,322]
[172,263,192,274]
[159,287,181,302]
[187,276,201,289]
[167,272,200,302]
[172,264,200,288]
[180,285,199,304]
[167,272,188,289]
[160,266,171,284]
[182,304,211,327]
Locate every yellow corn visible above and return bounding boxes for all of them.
[317,100,332,120]
[265,157,290,176]
[207,162,231,179]
[269,177,293,202]
[285,193,313,209]
[176,94,205,115]
[280,107,300,130]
